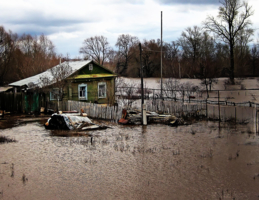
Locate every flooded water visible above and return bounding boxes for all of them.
[1,118,259,199]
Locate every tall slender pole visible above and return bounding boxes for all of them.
[139,43,144,124]
[139,43,144,106]
[161,11,163,99]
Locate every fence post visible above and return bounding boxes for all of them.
[235,106,237,124]
[218,90,220,122]
[256,105,258,134]
[206,99,208,117]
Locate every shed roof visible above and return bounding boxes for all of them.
[9,60,93,88]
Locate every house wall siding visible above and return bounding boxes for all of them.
[63,78,115,104]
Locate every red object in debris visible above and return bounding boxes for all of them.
[118,118,129,124]
[189,96,195,99]
[122,109,127,119]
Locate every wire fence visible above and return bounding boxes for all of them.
[116,87,259,108]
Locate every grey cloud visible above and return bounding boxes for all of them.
[155,0,219,5]
[3,10,97,35]
[11,18,85,27]
[14,25,74,36]
[104,0,145,4]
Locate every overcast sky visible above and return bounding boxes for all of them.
[1,0,259,58]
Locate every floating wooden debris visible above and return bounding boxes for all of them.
[118,109,184,126]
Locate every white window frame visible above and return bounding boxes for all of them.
[78,84,87,100]
[98,82,106,98]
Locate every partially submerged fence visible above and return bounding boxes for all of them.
[67,100,123,121]
[1,88,258,129]
[206,104,257,123]
[116,87,259,108]
[65,99,256,126]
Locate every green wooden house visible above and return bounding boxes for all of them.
[65,61,117,103]
[9,60,117,112]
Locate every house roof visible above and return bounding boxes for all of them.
[9,60,92,88]
[9,60,116,88]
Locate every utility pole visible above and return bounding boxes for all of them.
[139,43,144,106]
[139,43,146,125]
[160,11,163,99]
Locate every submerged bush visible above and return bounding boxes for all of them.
[0,135,17,144]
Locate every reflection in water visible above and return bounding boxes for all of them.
[0,121,259,199]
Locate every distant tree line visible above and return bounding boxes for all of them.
[0,26,61,85]
[0,0,257,86]
[80,0,257,84]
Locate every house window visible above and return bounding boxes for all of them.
[98,82,106,98]
[89,64,93,71]
[50,88,60,101]
[78,84,87,100]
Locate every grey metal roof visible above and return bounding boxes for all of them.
[9,60,91,88]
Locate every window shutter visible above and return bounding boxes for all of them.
[85,84,88,99]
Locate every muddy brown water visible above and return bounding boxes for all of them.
[1,118,259,199]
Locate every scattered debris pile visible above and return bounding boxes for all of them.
[118,109,185,126]
[45,113,109,131]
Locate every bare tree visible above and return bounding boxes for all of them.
[115,78,137,107]
[163,41,180,77]
[163,79,200,101]
[0,26,16,85]
[141,39,161,77]
[178,26,204,76]
[203,0,254,84]
[39,61,72,100]
[15,34,58,79]
[80,36,111,65]
[234,29,253,76]
[104,49,118,72]
[115,34,139,75]
[163,78,180,100]
[250,44,259,75]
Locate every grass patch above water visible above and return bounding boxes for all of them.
[0,135,17,144]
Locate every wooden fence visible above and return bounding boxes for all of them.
[63,99,255,124]
[0,92,258,127]
[67,101,123,121]
[0,93,24,113]
[65,100,206,121]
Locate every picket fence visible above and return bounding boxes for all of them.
[67,100,123,121]
[66,100,206,121]
[65,99,258,126]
